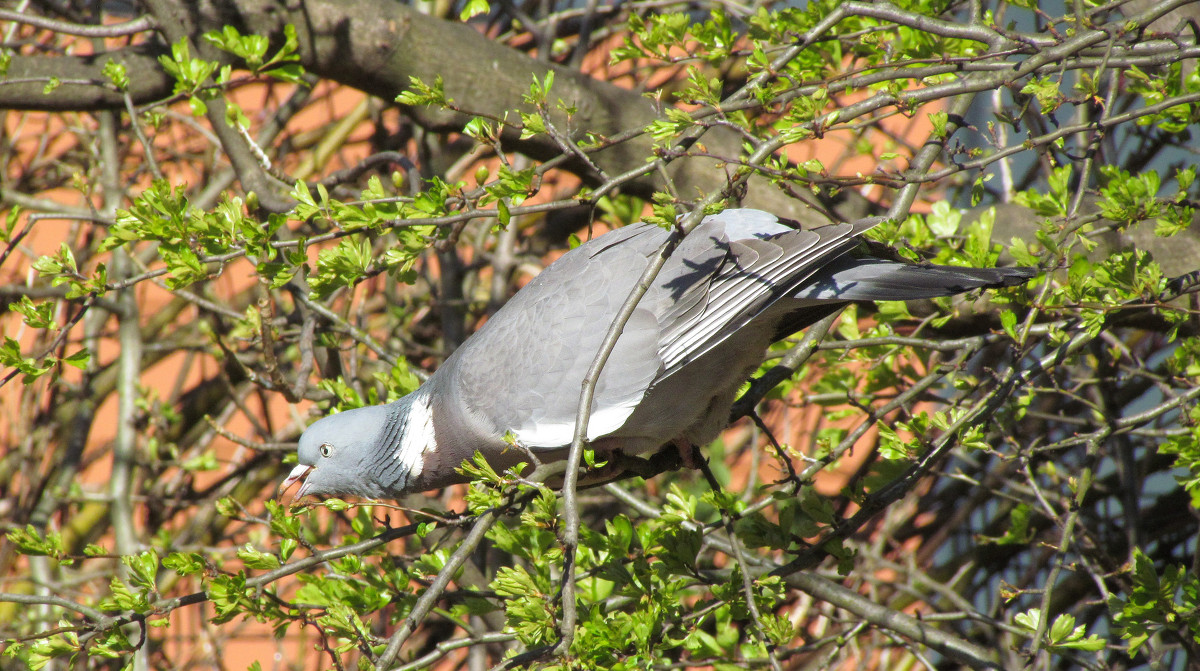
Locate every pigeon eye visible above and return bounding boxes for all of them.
[319,443,333,458]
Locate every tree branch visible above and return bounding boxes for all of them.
[0,10,156,37]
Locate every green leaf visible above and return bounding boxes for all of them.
[396,75,450,107]
[182,450,219,472]
[279,538,298,561]
[0,204,20,242]
[971,171,992,206]
[323,498,350,512]
[1109,547,1200,656]
[203,25,268,68]
[928,110,948,139]
[1099,166,1163,227]
[0,337,52,381]
[12,296,57,330]
[215,496,240,518]
[525,70,555,106]
[924,201,961,237]
[6,524,65,558]
[102,59,129,89]
[60,349,90,369]
[875,423,915,461]
[158,38,220,98]
[518,112,546,139]
[163,552,205,576]
[237,543,281,571]
[460,0,490,20]
[124,549,159,589]
[1000,309,1018,341]
[1021,76,1063,111]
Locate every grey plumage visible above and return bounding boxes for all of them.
[283,209,1035,499]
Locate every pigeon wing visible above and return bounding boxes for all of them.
[443,210,875,449]
[447,224,667,449]
[655,215,868,375]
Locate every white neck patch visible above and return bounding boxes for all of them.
[393,386,433,483]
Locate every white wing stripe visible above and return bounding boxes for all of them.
[394,386,432,482]
[514,402,636,449]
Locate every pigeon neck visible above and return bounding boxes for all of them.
[375,387,435,494]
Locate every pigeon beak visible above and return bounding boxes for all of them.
[280,464,313,500]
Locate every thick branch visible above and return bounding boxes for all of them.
[1,46,174,110]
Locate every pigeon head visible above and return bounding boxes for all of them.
[283,404,405,499]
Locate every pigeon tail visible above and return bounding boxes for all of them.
[793,257,1036,302]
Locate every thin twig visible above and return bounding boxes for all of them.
[0,10,156,37]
